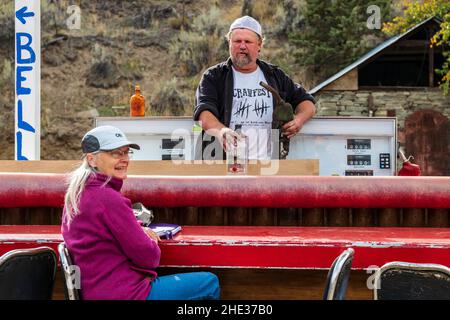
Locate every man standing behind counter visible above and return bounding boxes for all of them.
[194,15,316,160]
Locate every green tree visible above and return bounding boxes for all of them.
[289,0,392,82]
[383,0,450,94]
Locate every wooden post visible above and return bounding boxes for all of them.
[277,208,299,226]
[153,208,172,223]
[429,45,434,87]
[50,207,63,225]
[200,207,224,225]
[428,209,449,228]
[0,208,26,224]
[327,208,350,227]
[302,208,324,226]
[182,207,199,225]
[228,207,249,226]
[353,208,374,227]
[31,207,52,225]
[403,208,425,227]
[251,208,276,226]
[378,208,400,227]
[173,208,182,225]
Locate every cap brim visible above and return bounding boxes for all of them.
[100,141,140,151]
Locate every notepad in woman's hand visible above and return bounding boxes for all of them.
[148,223,182,239]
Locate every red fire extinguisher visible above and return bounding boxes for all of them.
[398,149,421,176]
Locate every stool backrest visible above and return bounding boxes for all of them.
[323,248,354,300]
[374,262,450,300]
[0,246,57,300]
[58,242,81,300]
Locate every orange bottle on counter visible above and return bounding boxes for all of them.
[130,84,145,117]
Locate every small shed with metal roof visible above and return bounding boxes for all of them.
[310,16,443,95]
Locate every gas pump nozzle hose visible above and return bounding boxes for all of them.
[259,81,294,159]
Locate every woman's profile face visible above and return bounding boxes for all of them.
[87,146,131,180]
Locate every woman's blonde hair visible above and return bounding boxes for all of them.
[63,157,96,226]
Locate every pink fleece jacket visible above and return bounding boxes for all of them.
[61,173,160,300]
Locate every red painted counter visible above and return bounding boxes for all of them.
[1,225,449,269]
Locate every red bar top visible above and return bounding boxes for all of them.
[1,225,449,248]
[0,225,62,241]
[2,226,450,269]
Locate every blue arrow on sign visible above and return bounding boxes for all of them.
[16,6,35,25]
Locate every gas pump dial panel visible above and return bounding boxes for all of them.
[288,117,397,176]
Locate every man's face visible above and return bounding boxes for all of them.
[229,28,262,72]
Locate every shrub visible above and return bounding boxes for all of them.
[0,58,13,93]
[169,7,228,76]
[0,1,14,42]
[151,78,189,116]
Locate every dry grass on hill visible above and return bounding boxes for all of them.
[0,0,311,159]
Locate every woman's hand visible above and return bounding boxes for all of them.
[142,227,160,243]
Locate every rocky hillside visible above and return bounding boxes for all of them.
[0,0,384,160]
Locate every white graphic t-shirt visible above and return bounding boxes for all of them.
[230,66,273,160]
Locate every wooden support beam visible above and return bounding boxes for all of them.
[429,45,434,87]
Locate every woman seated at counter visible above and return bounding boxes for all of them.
[61,125,220,300]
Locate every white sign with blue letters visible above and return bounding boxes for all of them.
[15,0,40,160]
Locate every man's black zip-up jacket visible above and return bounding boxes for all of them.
[194,58,315,126]
[193,58,315,160]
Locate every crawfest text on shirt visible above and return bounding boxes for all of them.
[230,66,274,160]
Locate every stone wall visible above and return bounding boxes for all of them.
[314,89,450,131]
[315,88,450,124]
